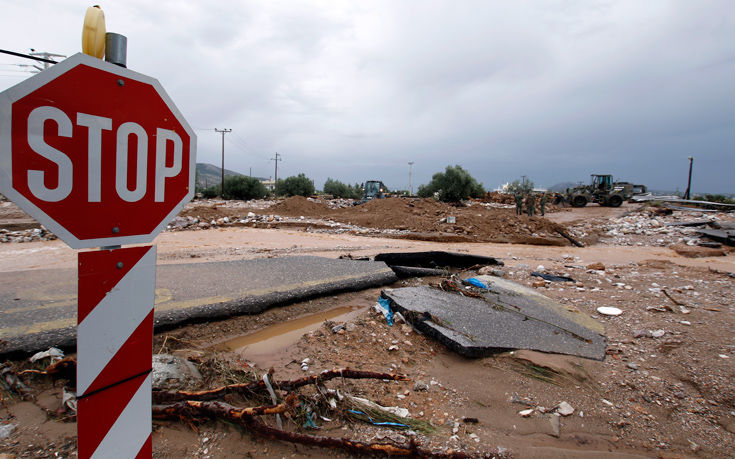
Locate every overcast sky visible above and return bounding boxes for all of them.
[2,1,733,193]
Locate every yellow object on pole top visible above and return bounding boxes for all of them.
[82,5,106,58]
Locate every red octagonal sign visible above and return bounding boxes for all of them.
[0,53,196,248]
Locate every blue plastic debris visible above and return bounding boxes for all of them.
[376,296,394,326]
[464,277,489,289]
[347,410,409,428]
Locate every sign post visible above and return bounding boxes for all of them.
[0,53,196,458]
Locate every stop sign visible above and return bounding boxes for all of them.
[0,53,196,249]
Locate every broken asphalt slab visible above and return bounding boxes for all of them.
[374,251,503,278]
[381,274,606,360]
[0,256,397,356]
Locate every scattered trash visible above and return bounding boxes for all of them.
[463,277,489,289]
[446,216,456,224]
[597,306,623,316]
[347,410,410,429]
[531,272,575,283]
[0,423,16,441]
[152,354,203,389]
[263,373,283,429]
[650,329,666,338]
[29,347,64,364]
[62,387,77,413]
[374,297,394,326]
[331,323,345,333]
[413,380,429,391]
[518,409,534,417]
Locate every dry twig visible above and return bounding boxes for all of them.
[153,368,407,403]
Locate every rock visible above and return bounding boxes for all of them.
[532,280,547,288]
[536,265,545,272]
[152,354,203,389]
[247,211,256,218]
[556,401,574,416]
[597,306,623,316]
[518,409,534,417]
[0,423,16,441]
[586,262,605,271]
[633,329,647,338]
[627,363,639,371]
[413,380,429,392]
[548,414,560,437]
[478,266,505,277]
[650,329,666,338]
[718,416,735,434]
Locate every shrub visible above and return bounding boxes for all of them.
[417,165,484,202]
[323,178,362,199]
[275,173,315,197]
[223,175,269,200]
[505,179,534,197]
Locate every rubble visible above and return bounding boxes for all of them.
[381,275,606,360]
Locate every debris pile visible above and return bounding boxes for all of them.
[0,227,57,243]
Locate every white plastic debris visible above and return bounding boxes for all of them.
[518,409,534,417]
[651,329,666,338]
[0,423,17,441]
[29,347,64,363]
[62,387,77,413]
[596,306,623,316]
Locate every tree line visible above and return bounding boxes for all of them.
[198,165,487,202]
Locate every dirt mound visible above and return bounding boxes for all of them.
[177,196,576,246]
[268,196,330,216]
[329,198,570,245]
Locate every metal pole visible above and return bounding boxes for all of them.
[104,33,127,68]
[684,156,693,200]
[408,161,414,195]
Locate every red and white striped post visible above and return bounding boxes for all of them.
[0,47,195,459]
[77,246,156,458]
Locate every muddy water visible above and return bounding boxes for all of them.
[215,305,365,367]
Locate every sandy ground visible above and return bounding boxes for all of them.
[1,199,734,458]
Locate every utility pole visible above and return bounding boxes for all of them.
[271,152,282,183]
[28,50,66,72]
[684,156,694,200]
[408,161,414,196]
[214,128,231,197]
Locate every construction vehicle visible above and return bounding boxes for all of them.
[357,180,390,204]
[557,174,647,208]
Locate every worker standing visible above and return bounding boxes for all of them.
[540,193,547,216]
[514,193,523,215]
[525,194,535,216]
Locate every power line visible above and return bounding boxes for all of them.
[0,48,59,64]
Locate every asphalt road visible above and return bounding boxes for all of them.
[0,255,396,355]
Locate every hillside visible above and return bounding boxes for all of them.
[196,163,245,188]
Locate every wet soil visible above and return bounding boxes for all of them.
[1,201,734,458]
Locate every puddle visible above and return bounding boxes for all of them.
[215,305,365,366]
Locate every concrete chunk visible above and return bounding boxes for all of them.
[381,276,606,360]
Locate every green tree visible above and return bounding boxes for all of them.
[505,179,534,197]
[275,173,315,197]
[223,175,269,200]
[417,165,484,202]
[323,178,362,199]
[200,186,218,199]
